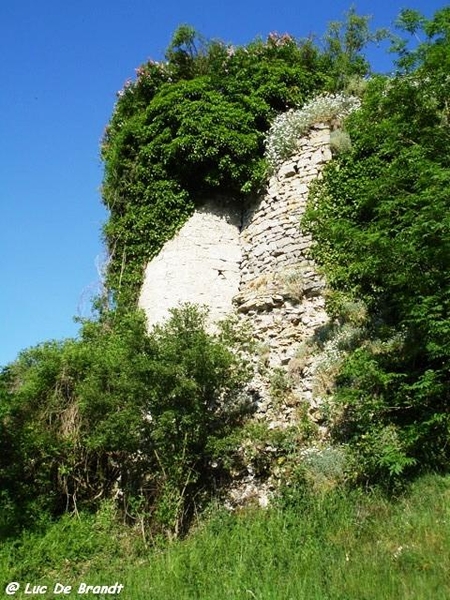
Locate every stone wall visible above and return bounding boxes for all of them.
[225,125,335,507]
[138,199,242,329]
[139,123,333,376]
[138,124,335,506]
[234,124,332,424]
[139,124,333,412]
[240,124,331,287]
[139,124,332,341]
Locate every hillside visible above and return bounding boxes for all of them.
[2,475,450,598]
[1,6,449,597]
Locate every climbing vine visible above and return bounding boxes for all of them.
[101,17,375,308]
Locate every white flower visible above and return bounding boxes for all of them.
[265,94,361,170]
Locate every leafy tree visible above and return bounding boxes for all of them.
[101,20,376,308]
[304,7,450,484]
[0,306,249,537]
[320,7,389,91]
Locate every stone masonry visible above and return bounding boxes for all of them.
[233,124,332,427]
[139,124,334,426]
[139,198,242,329]
[138,124,335,507]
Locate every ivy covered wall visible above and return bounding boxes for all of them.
[101,19,373,309]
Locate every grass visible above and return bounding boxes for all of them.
[1,474,449,599]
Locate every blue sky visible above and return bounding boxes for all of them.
[0,0,446,367]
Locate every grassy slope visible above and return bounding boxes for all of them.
[1,474,449,599]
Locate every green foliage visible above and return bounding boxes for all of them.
[0,306,250,537]
[101,18,377,308]
[1,502,129,583]
[3,475,450,599]
[321,7,389,91]
[102,180,193,306]
[304,7,450,485]
[329,128,353,154]
[265,93,360,169]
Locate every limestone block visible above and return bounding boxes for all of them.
[310,147,328,165]
[296,157,311,171]
[278,162,297,178]
[139,199,242,329]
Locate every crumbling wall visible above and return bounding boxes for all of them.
[139,124,333,408]
[234,124,332,425]
[139,125,332,347]
[138,199,242,329]
[138,124,336,507]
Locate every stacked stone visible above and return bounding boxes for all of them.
[239,124,331,286]
[233,124,333,426]
[234,124,332,358]
[138,123,337,508]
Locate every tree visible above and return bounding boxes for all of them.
[0,306,249,536]
[304,8,450,483]
[101,22,374,308]
[321,7,388,91]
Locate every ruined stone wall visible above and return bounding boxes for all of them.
[138,199,242,329]
[139,124,333,422]
[139,124,331,325]
[234,124,332,424]
[240,124,331,287]
[138,125,336,507]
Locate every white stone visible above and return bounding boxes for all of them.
[138,125,335,450]
[278,162,297,178]
[139,200,242,329]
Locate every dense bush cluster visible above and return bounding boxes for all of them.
[303,7,450,485]
[0,306,250,537]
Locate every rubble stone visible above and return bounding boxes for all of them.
[138,125,336,507]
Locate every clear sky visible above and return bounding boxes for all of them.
[0,0,446,367]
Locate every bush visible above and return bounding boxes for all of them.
[265,93,360,169]
[101,16,376,308]
[303,8,450,486]
[0,305,250,537]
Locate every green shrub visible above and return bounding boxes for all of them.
[0,305,250,537]
[101,15,377,308]
[303,8,450,486]
[329,128,353,154]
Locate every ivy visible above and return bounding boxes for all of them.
[101,20,375,309]
[304,8,450,484]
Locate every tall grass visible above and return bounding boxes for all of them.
[2,474,449,599]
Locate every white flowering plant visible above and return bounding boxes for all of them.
[265,93,361,170]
